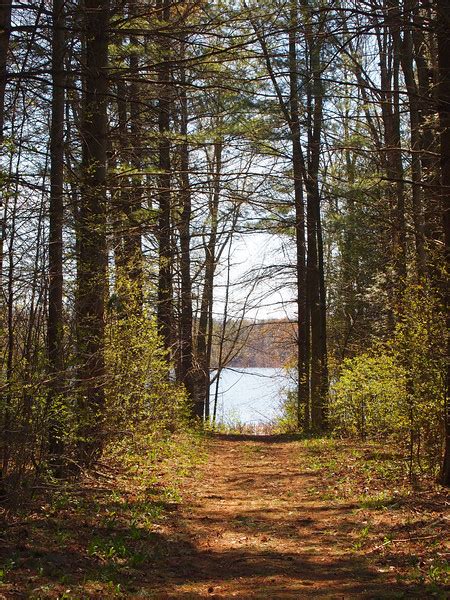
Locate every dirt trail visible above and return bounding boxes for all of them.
[150,435,418,599]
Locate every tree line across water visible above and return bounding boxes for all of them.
[209,320,297,369]
[0,0,449,498]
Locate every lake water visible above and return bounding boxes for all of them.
[209,367,291,426]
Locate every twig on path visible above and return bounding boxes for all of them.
[373,533,443,551]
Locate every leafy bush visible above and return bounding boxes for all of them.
[105,312,189,436]
[330,351,406,439]
[330,285,446,476]
[275,386,301,434]
[392,285,446,473]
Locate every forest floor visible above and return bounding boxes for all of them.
[0,433,449,599]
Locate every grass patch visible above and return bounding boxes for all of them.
[241,444,266,455]
[296,437,449,594]
[0,430,205,598]
[357,491,399,510]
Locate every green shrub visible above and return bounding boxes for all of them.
[330,351,406,439]
[330,284,446,476]
[105,313,189,436]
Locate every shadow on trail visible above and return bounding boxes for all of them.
[144,436,433,599]
[151,504,427,600]
[210,433,304,443]
[5,496,426,599]
[3,435,441,599]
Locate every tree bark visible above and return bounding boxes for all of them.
[178,62,195,402]
[437,0,450,486]
[289,1,308,430]
[196,138,222,420]
[157,0,173,355]
[125,0,143,313]
[301,0,327,430]
[77,0,110,465]
[376,1,407,298]
[413,7,441,265]
[397,0,426,278]
[0,0,11,142]
[0,0,12,483]
[47,0,65,461]
[0,0,12,306]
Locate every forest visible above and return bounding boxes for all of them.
[209,319,297,368]
[0,0,449,597]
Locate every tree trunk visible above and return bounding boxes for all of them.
[77,0,110,465]
[0,0,12,307]
[113,78,127,287]
[178,63,195,402]
[397,0,426,278]
[413,8,441,268]
[0,0,11,141]
[437,0,450,486]
[125,1,143,313]
[47,0,65,462]
[377,3,407,301]
[306,183,322,430]
[301,0,327,430]
[0,0,12,483]
[196,139,222,420]
[316,192,328,426]
[157,0,173,355]
[289,1,308,430]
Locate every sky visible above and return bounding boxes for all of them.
[213,230,297,322]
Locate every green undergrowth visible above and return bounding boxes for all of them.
[297,437,449,595]
[0,430,206,599]
[298,437,407,501]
